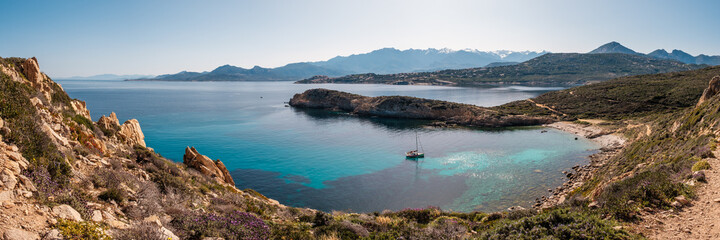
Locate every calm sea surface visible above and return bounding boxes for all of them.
[57,80,597,212]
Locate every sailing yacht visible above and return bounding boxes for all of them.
[406,132,425,158]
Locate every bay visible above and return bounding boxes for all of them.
[57,80,596,212]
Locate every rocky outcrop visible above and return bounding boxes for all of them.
[97,112,120,130]
[289,88,556,127]
[183,147,235,185]
[70,100,92,120]
[0,140,33,201]
[119,119,146,147]
[697,75,720,106]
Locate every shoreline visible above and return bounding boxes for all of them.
[534,121,627,209]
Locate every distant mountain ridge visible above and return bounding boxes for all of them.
[297,52,705,86]
[63,74,155,80]
[589,41,720,65]
[132,48,547,81]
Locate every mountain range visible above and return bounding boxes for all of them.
[128,42,719,82]
[297,52,705,86]
[62,74,155,80]
[131,48,547,81]
[590,41,720,65]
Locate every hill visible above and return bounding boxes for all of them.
[588,41,720,65]
[589,41,639,55]
[62,74,156,80]
[297,53,705,86]
[130,48,545,81]
[138,62,346,81]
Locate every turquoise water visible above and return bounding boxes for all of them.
[57,80,597,212]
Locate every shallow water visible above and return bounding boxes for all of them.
[58,80,596,212]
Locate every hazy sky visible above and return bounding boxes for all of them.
[2,0,719,77]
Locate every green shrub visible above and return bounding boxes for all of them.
[67,113,94,131]
[55,219,111,240]
[0,72,72,185]
[599,170,691,220]
[692,160,711,171]
[478,208,636,239]
[245,188,270,201]
[390,207,441,225]
[98,188,124,203]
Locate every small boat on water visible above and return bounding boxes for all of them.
[406,132,425,159]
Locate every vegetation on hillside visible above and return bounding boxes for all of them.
[297,53,705,86]
[529,66,720,119]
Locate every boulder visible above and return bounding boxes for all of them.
[698,75,720,106]
[91,210,103,222]
[41,229,62,240]
[159,227,179,240]
[674,195,690,205]
[97,112,120,131]
[183,147,235,185]
[3,228,39,240]
[52,204,83,221]
[119,119,146,147]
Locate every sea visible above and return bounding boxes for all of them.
[57,80,597,213]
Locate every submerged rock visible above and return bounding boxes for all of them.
[183,147,235,185]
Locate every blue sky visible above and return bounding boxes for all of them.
[2,0,719,77]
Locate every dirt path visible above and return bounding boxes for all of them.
[636,152,720,239]
[527,99,567,117]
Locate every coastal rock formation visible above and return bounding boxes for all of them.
[119,119,146,147]
[697,75,720,106]
[70,100,92,120]
[183,147,235,185]
[97,112,120,130]
[289,88,556,127]
[0,57,306,239]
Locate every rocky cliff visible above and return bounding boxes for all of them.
[289,88,557,127]
[0,57,308,239]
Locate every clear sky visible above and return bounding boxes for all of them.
[2,0,719,77]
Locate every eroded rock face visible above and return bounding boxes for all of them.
[97,112,120,130]
[71,100,92,120]
[290,88,555,127]
[698,75,720,106]
[119,119,146,147]
[183,147,235,185]
[21,57,43,86]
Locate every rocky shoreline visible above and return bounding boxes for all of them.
[534,121,627,209]
[289,88,557,128]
